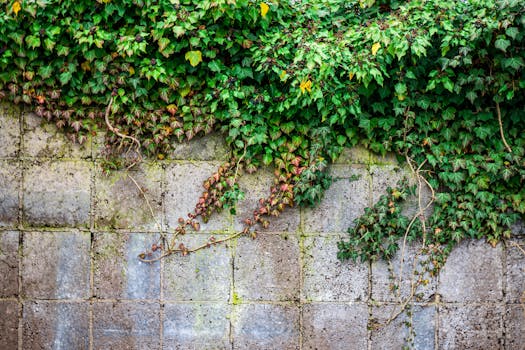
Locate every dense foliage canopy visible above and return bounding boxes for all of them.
[1,0,524,267]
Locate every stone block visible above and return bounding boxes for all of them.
[0,301,18,350]
[511,220,524,237]
[0,103,20,158]
[369,151,399,165]
[506,239,525,303]
[302,303,368,350]
[169,133,229,161]
[438,239,503,302]
[23,301,89,349]
[370,304,435,350]
[370,164,411,203]
[22,112,91,159]
[165,162,231,232]
[438,304,504,349]
[92,301,160,350]
[335,146,371,165]
[0,231,19,297]
[302,235,368,302]
[372,242,436,303]
[505,304,525,349]
[0,160,20,227]
[234,234,300,302]
[22,231,90,299]
[91,130,108,159]
[93,232,161,300]
[23,160,91,227]
[232,303,299,350]
[233,168,300,233]
[163,303,231,349]
[94,162,163,230]
[303,166,369,233]
[163,234,232,302]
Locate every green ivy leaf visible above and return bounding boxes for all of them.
[495,37,511,52]
[185,50,202,67]
[25,35,41,49]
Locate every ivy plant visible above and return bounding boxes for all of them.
[1,0,524,278]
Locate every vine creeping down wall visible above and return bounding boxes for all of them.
[0,104,524,348]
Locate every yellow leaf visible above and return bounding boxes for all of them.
[260,2,269,17]
[371,42,381,56]
[279,70,287,81]
[128,66,135,75]
[12,1,21,16]
[348,72,355,81]
[299,78,312,94]
[185,50,202,67]
[359,0,375,8]
[80,61,91,72]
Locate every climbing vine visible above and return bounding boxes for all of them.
[1,0,524,326]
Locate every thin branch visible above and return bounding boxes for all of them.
[387,155,436,325]
[127,173,163,235]
[496,101,513,154]
[397,157,433,293]
[510,241,525,257]
[387,251,421,325]
[138,231,244,263]
[233,143,248,183]
[104,96,142,169]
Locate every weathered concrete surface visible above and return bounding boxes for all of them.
[163,302,231,349]
[93,232,161,300]
[163,234,232,302]
[370,304,436,350]
[438,240,503,302]
[93,163,163,231]
[234,233,300,302]
[302,303,368,350]
[23,301,90,349]
[0,300,18,349]
[0,161,20,227]
[0,231,19,297]
[22,230,90,299]
[0,106,524,349]
[232,303,300,349]
[93,301,160,349]
[0,103,21,158]
[302,235,368,302]
[438,304,504,349]
[23,160,92,227]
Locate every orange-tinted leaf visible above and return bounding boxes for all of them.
[12,1,21,16]
[299,79,312,94]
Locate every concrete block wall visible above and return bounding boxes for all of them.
[0,103,524,349]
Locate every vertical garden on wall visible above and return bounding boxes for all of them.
[0,0,524,272]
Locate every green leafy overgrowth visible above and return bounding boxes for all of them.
[1,0,524,271]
